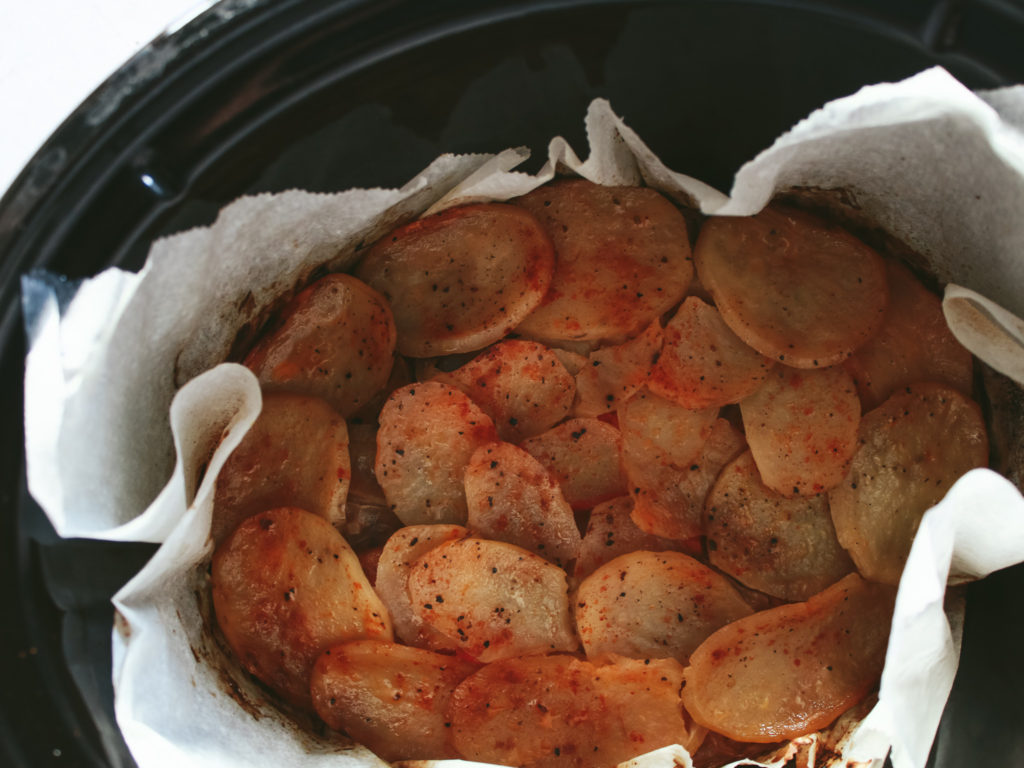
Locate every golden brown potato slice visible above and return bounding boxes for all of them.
[828,382,988,584]
[649,296,775,409]
[521,417,628,510]
[740,366,860,497]
[694,205,888,369]
[449,653,705,768]
[681,573,895,743]
[210,507,393,710]
[244,273,396,417]
[573,496,685,582]
[464,442,582,566]
[406,538,578,662]
[573,320,663,417]
[356,203,554,357]
[513,179,693,344]
[844,259,973,410]
[431,339,576,442]
[575,551,753,662]
[211,392,350,545]
[311,640,478,761]
[705,451,854,601]
[375,382,498,525]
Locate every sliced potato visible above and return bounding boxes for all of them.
[464,442,582,567]
[740,366,860,497]
[575,551,753,662]
[694,205,888,368]
[574,496,685,582]
[828,382,988,584]
[649,296,774,409]
[356,203,555,357]
[620,388,719,471]
[514,179,693,344]
[406,537,578,662]
[244,273,396,416]
[432,339,575,442]
[705,451,854,601]
[573,320,663,417]
[375,382,498,525]
[521,417,628,510]
[211,507,392,710]
[311,640,478,761]
[682,573,895,743]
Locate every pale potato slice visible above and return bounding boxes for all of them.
[694,205,888,368]
[375,524,468,648]
[244,273,396,416]
[450,654,705,768]
[514,179,693,344]
[740,366,860,497]
[828,383,988,584]
[705,451,854,601]
[649,296,774,409]
[575,551,753,662]
[464,442,582,567]
[375,382,498,525]
[620,388,719,470]
[574,496,685,581]
[682,573,895,743]
[573,320,663,417]
[844,259,973,410]
[521,418,628,510]
[211,392,350,545]
[406,537,578,662]
[311,640,478,761]
[431,339,575,442]
[356,203,555,357]
[210,507,393,710]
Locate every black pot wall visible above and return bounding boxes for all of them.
[2,1,1024,766]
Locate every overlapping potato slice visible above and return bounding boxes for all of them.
[513,179,693,344]
[311,640,478,761]
[694,205,888,368]
[575,551,753,662]
[244,273,396,416]
[406,537,578,662]
[375,382,498,525]
[649,296,774,409]
[573,496,685,581]
[521,417,628,510]
[449,653,705,768]
[681,573,895,743]
[844,259,973,410]
[573,320,663,417]
[464,442,582,566]
[355,203,555,357]
[210,507,392,710]
[828,382,988,584]
[620,388,719,471]
[431,339,576,442]
[705,451,854,601]
[740,366,860,497]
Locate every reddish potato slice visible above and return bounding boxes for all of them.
[450,654,705,768]
[573,320,663,417]
[432,340,576,442]
[211,392,350,545]
[575,551,753,662]
[407,538,578,662]
[211,507,392,710]
[311,640,478,761]
[650,296,774,409]
[464,442,582,566]
[828,383,988,584]
[514,179,693,344]
[244,273,396,416]
[740,366,860,497]
[705,451,854,601]
[356,203,554,357]
[682,573,895,743]
[844,259,973,410]
[694,205,888,368]
[620,388,719,470]
[375,382,498,525]
[521,418,628,510]
[574,496,685,581]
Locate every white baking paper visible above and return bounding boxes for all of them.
[20,66,1024,768]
